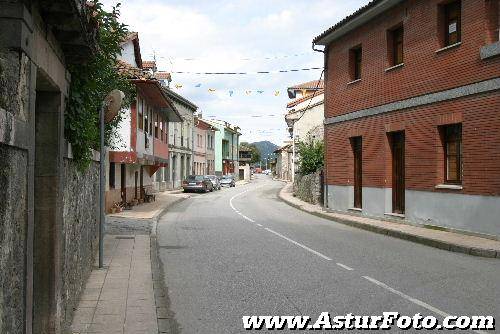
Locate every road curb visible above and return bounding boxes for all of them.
[151,195,190,237]
[278,186,500,259]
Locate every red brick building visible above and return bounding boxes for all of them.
[314,0,500,237]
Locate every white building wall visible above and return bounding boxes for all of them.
[112,108,131,151]
[118,40,138,68]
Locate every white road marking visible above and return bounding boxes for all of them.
[256,223,263,227]
[362,276,487,334]
[336,263,354,271]
[229,185,266,223]
[264,228,332,261]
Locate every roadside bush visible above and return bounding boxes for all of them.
[297,140,324,175]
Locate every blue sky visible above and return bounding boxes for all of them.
[102,0,368,145]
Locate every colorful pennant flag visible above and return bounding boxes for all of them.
[208,88,216,93]
[274,90,280,96]
[257,90,264,94]
[174,83,183,89]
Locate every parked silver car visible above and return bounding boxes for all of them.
[205,175,221,190]
[220,175,235,187]
[182,175,213,193]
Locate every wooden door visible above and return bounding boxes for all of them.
[140,166,144,199]
[352,137,362,209]
[120,164,126,204]
[391,132,405,214]
[134,171,138,199]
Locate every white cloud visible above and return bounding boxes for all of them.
[102,0,369,144]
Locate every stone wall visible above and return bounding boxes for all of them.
[0,144,28,334]
[60,158,99,332]
[293,170,323,205]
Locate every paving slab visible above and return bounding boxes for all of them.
[69,235,158,334]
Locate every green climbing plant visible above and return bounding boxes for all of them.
[297,139,324,175]
[65,2,134,170]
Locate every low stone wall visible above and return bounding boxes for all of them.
[61,158,99,332]
[293,170,323,205]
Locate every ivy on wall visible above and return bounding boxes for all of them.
[65,3,135,170]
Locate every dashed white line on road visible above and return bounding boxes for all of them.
[256,223,263,227]
[264,228,333,261]
[229,185,267,223]
[362,276,488,334]
[336,263,354,271]
[363,276,450,317]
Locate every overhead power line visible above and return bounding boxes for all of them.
[171,66,323,75]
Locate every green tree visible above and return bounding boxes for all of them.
[297,140,324,175]
[240,142,261,164]
[65,2,134,170]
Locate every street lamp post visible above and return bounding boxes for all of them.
[99,90,125,269]
[285,117,296,183]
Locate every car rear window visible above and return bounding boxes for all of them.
[187,175,204,181]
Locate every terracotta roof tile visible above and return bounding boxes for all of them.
[155,72,171,81]
[288,80,324,90]
[142,60,156,70]
[286,89,324,108]
[116,60,154,80]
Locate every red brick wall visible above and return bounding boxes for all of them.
[325,92,500,196]
[325,0,500,119]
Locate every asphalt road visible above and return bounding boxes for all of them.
[157,175,499,333]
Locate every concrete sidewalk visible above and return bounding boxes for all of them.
[108,192,190,220]
[70,235,158,334]
[279,183,500,258]
[70,191,186,334]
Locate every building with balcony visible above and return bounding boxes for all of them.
[193,117,217,175]
[106,33,182,211]
[206,120,241,177]
[314,0,500,237]
[238,146,253,181]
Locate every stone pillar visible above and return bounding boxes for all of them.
[33,90,64,334]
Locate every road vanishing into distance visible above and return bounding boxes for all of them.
[157,175,499,333]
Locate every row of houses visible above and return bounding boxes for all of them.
[278,0,499,239]
[105,32,242,212]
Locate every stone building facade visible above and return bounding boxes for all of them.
[0,1,101,333]
[314,0,500,237]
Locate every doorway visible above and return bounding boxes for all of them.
[391,132,405,214]
[134,171,138,199]
[120,164,126,204]
[140,166,144,199]
[351,137,362,209]
[33,71,63,334]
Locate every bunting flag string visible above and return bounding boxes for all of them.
[172,83,283,97]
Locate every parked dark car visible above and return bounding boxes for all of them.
[205,175,221,190]
[220,175,235,187]
[182,175,213,193]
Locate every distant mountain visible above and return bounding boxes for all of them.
[251,141,279,161]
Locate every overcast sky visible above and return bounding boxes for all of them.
[101,0,367,145]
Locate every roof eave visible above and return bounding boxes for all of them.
[314,0,403,46]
